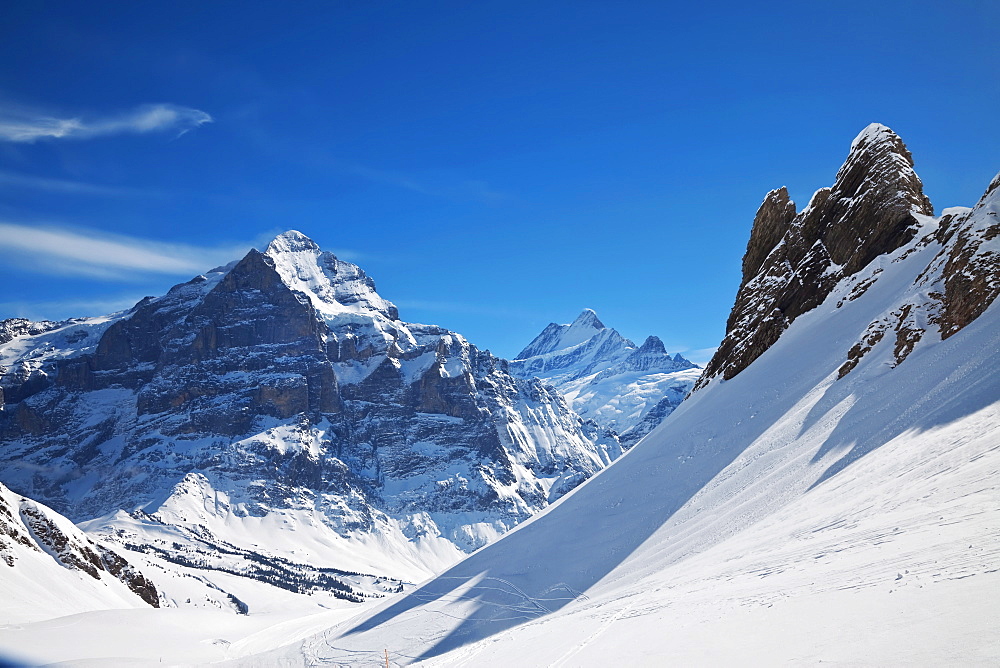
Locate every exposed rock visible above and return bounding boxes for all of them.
[938,173,1000,338]
[698,123,935,388]
[742,187,797,279]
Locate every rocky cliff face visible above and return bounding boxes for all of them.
[937,173,1000,338]
[698,123,999,389]
[0,232,620,583]
[511,309,701,446]
[698,124,938,388]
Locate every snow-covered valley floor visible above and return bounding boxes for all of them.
[4,387,995,667]
[0,596,380,666]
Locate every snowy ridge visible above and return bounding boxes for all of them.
[515,308,607,359]
[512,310,700,445]
[265,230,400,323]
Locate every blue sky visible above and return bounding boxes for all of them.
[1,0,997,363]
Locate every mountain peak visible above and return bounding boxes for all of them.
[261,231,399,320]
[514,310,612,360]
[849,123,901,152]
[266,230,321,255]
[698,123,935,389]
[571,309,605,330]
[637,335,666,354]
[835,123,932,220]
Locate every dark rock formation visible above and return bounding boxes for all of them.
[697,124,935,388]
[938,173,1000,339]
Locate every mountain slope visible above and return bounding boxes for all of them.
[511,309,700,445]
[0,482,158,624]
[0,232,620,590]
[249,126,1000,665]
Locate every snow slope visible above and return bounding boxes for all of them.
[0,483,156,625]
[236,149,1000,666]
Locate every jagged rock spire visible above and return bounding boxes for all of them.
[742,187,797,279]
[697,124,935,388]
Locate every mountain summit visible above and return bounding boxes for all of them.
[515,308,606,359]
[698,122,936,387]
[512,311,699,445]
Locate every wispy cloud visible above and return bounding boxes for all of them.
[0,170,144,197]
[0,295,147,320]
[0,222,252,281]
[346,164,511,204]
[347,164,431,195]
[0,103,213,143]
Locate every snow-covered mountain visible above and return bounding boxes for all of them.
[511,309,700,445]
[0,231,621,596]
[248,124,1000,665]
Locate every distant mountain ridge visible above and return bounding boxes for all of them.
[0,231,622,598]
[511,309,700,446]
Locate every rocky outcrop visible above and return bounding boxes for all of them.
[1,483,158,606]
[938,173,1000,338]
[700,125,999,390]
[698,124,935,388]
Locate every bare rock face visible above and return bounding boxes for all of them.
[700,125,999,390]
[742,186,797,279]
[698,124,934,388]
[938,173,1000,338]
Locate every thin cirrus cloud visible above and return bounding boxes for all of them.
[0,103,212,143]
[0,295,149,321]
[0,222,252,281]
[0,170,145,197]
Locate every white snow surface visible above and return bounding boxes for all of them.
[233,195,1000,665]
